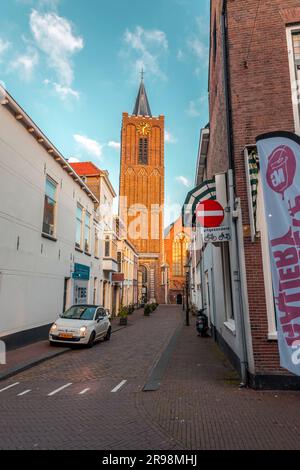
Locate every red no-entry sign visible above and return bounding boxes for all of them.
[196,200,225,228]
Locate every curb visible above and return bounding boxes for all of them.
[0,347,71,382]
[0,324,130,383]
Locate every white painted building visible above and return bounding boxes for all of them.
[69,162,119,316]
[0,90,103,348]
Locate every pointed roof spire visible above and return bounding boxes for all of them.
[132,71,152,117]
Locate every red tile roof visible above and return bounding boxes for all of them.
[69,161,103,176]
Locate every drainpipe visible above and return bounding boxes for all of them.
[228,171,249,386]
[221,0,235,175]
[221,2,248,386]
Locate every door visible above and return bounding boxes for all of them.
[74,280,88,305]
[95,308,107,338]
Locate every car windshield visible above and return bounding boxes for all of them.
[61,306,97,320]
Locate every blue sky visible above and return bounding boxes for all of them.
[0,0,210,224]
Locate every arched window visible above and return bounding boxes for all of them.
[140,265,148,285]
[172,233,189,277]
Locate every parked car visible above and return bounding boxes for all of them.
[49,305,111,347]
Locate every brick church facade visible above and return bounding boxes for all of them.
[119,79,165,304]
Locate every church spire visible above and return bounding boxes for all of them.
[132,73,152,117]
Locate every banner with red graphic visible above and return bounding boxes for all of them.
[257,132,300,375]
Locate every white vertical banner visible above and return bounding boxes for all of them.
[256,131,300,375]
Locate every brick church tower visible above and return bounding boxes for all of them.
[119,78,165,303]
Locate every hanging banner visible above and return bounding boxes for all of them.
[256,131,300,376]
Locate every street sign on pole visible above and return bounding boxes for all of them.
[196,199,225,228]
[196,199,232,243]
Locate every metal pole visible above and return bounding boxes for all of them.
[186,271,190,326]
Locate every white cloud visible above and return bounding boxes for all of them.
[123,26,168,80]
[68,156,80,163]
[176,176,190,188]
[30,9,83,86]
[187,37,207,60]
[10,48,39,80]
[165,130,177,144]
[53,82,79,100]
[74,134,103,158]
[186,95,207,118]
[177,49,184,61]
[43,78,79,100]
[108,141,121,150]
[0,39,10,61]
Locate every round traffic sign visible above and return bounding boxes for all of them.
[196,199,225,228]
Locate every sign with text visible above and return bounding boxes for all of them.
[257,132,300,376]
[201,226,232,244]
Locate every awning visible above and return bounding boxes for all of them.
[182,178,216,227]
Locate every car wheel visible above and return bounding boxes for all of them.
[49,341,56,347]
[87,331,96,348]
[104,327,112,342]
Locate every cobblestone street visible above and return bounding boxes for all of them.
[1,305,300,450]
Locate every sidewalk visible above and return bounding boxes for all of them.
[0,314,132,382]
[138,310,300,450]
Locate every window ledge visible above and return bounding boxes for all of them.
[84,252,92,257]
[75,246,83,253]
[42,233,57,242]
[268,332,278,341]
[224,320,236,336]
[94,256,100,260]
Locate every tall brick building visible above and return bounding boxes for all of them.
[189,0,300,388]
[119,79,165,303]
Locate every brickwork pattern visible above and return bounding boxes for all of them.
[1,307,300,450]
[209,0,300,375]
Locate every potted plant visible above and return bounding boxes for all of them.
[128,303,135,315]
[144,303,152,316]
[119,306,128,325]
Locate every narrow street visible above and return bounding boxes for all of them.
[1,305,300,451]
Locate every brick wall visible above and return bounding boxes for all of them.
[209,0,300,375]
[119,112,165,304]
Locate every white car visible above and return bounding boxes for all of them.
[49,305,112,347]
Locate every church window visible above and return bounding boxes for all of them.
[140,265,148,285]
[172,233,189,277]
[138,138,148,164]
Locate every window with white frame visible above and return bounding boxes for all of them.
[84,212,91,253]
[221,243,234,323]
[76,205,83,249]
[287,26,300,134]
[43,176,57,237]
